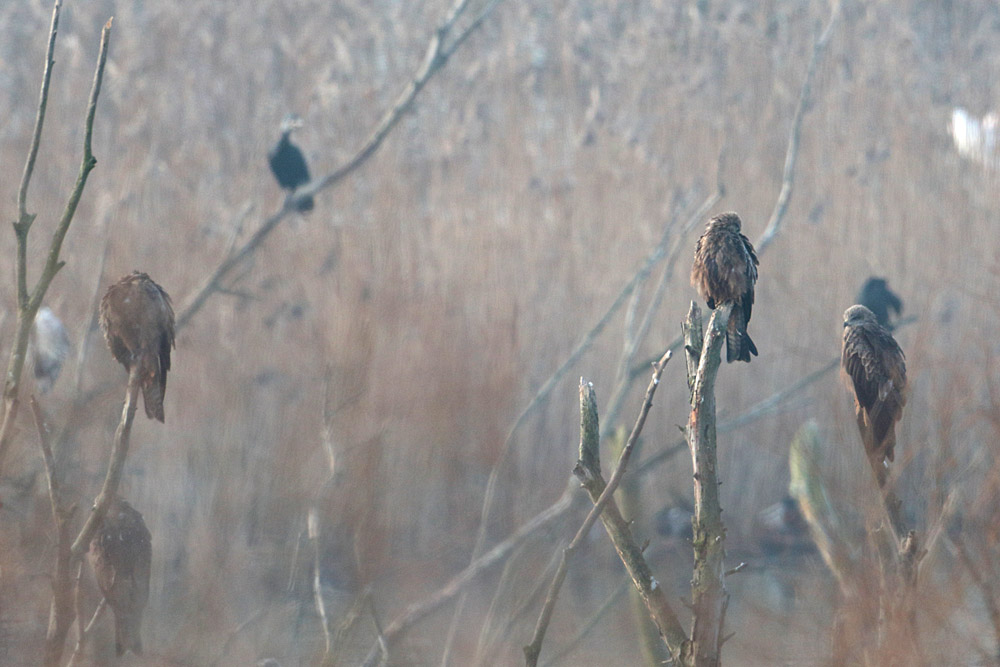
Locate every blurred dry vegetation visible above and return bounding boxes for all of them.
[0,0,999,664]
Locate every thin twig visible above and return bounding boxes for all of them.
[65,597,107,667]
[360,479,579,666]
[756,1,840,253]
[539,574,630,667]
[0,11,112,474]
[33,395,78,667]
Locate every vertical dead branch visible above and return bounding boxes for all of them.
[684,303,729,666]
[70,366,141,556]
[525,354,686,666]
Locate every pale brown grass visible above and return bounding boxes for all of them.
[0,0,999,664]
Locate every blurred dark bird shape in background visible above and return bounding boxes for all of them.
[691,212,759,362]
[654,504,694,543]
[753,495,814,556]
[89,498,152,657]
[856,276,903,329]
[30,306,70,394]
[100,272,175,422]
[269,114,314,213]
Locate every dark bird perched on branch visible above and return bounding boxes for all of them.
[269,114,314,213]
[691,212,760,362]
[100,272,175,422]
[842,305,907,487]
[30,306,70,394]
[89,498,152,657]
[856,276,903,329]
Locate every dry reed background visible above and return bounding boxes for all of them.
[0,0,999,664]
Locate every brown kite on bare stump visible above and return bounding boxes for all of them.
[89,497,152,657]
[841,305,907,487]
[691,212,759,362]
[100,272,175,422]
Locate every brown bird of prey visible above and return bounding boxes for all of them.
[841,305,907,486]
[89,498,152,657]
[99,272,175,422]
[691,212,759,362]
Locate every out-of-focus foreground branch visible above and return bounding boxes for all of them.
[0,4,111,474]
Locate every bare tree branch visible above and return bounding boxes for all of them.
[525,353,685,666]
[70,366,141,556]
[0,10,112,474]
[361,479,579,666]
[32,396,78,667]
[176,0,508,329]
[756,1,840,253]
[684,302,729,666]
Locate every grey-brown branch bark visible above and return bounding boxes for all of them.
[524,354,686,666]
[70,366,141,556]
[684,302,729,667]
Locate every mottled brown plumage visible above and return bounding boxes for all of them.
[691,212,759,362]
[842,305,907,486]
[99,272,175,422]
[89,498,152,657]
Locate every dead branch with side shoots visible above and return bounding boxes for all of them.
[0,4,111,475]
[524,353,685,667]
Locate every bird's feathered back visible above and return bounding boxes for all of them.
[99,272,175,422]
[691,212,760,362]
[842,305,907,479]
[89,497,152,657]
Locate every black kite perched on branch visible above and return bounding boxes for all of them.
[856,276,903,329]
[89,497,152,657]
[841,305,907,486]
[100,272,175,422]
[691,212,759,362]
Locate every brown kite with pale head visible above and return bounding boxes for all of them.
[691,212,759,362]
[89,497,152,657]
[841,305,907,486]
[99,272,175,422]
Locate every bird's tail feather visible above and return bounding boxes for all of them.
[726,311,757,363]
[115,611,143,657]
[140,356,165,422]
